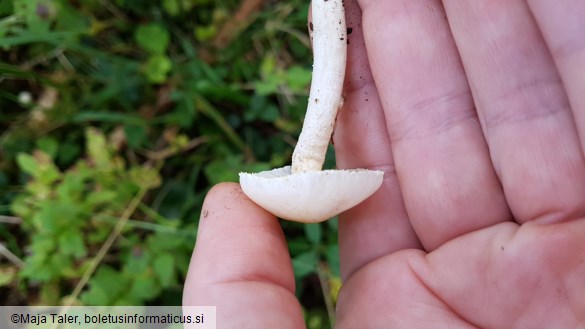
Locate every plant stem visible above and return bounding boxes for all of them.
[0,215,22,224]
[0,242,24,268]
[291,0,347,173]
[317,262,337,328]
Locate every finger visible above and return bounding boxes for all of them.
[359,0,510,250]
[183,183,304,328]
[527,0,585,152]
[333,0,421,281]
[443,0,585,224]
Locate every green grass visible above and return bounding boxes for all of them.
[0,0,339,327]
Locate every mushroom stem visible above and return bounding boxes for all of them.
[291,0,347,174]
[238,0,383,223]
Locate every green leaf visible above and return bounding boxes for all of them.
[259,104,280,122]
[29,234,55,256]
[83,266,128,305]
[254,55,283,95]
[84,190,118,210]
[49,253,73,280]
[72,112,147,126]
[292,250,318,279]
[287,237,312,256]
[0,267,16,287]
[135,24,170,55]
[129,166,162,190]
[16,153,39,177]
[194,25,216,42]
[57,141,81,165]
[0,31,79,48]
[304,223,322,245]
[147,231,188,252]
[124,125,146,149]
[85,128,111,169]
[286,66,311,92]
[153,253,175,287]
[274,118,301,134]
[37,152,61,184]
[17,151,61,183]
[306,311,327,329]
[327,216,338,232]
[54,1,90,32]
[57,175,85,204]
[144,55,172,83]
[195,95,247,151]
[0,0,13,16]
[36,137,59,159]
[260,55,276,77]
[58,229,87,258]
[81,284,110,306]
[125,248,151,274]
[20,255,53,282]
[254,78,279,96]
[204,155,271,185]
[36,200,82,232]
[39,282,60,305]
[163,0,180,16]
[325,245,340,277]
[14,0,52,33]
[130,274,160,301]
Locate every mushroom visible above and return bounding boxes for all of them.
[239,0,383,223]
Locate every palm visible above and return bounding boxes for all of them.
[336,222,584,328]
[184,0,585,327]
[334,0,584,326]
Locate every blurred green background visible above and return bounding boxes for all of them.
[0,0,341,327]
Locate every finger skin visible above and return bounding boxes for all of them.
[418,220,585,328]
[335,1,585,328]
[336,249,480,329]
[528,0,585,151]
[335,0,421,281]
[358,0,510,250]
[443,0,585,224]
[183,183,304,328]
[337,220,585,328]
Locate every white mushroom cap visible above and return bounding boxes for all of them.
[240,166,383,223]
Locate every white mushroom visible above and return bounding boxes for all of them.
[239,0,383,223]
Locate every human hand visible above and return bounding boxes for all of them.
[183,0,585,328]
